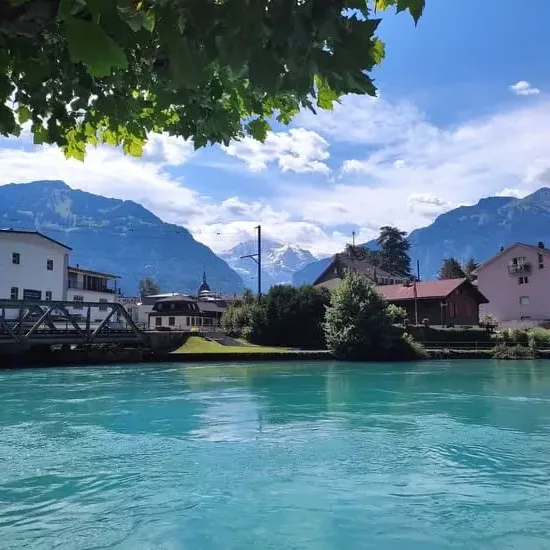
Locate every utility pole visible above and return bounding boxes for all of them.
[240,225,262,296]
[352,231,356,247]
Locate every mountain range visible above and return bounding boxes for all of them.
[221,239,315,292]
[0,181,244,296]
[4,181,550,294]
[293,188,550,284]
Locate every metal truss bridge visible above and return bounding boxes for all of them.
[0,299,146,350]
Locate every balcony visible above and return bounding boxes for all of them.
[68,281,116,294]
[508,262,532,275]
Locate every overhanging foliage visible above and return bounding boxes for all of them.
[0,0,424,159]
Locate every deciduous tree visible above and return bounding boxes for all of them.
[324,269,423,360]
[0,0,424,158]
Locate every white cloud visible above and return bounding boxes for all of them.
[274,95,550,234]
[222,128,330,174]
[1,91,550,263]
[495,188,529,199]
[509,80,540,96]
[143,132,194,166]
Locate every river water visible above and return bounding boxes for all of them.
[1,360,550,549]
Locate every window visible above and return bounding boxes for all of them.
[23,289,41,300]
[73,295,84,310]
[186,317,190,326]
[46,259,53,271]
[168,316,175,326]
[191,317,195,326]
[197,317,202,326]
[45,291,52,301]
[12,252,20,265]
[10,287,18,300]
[155,317,162,327]
[520,296,530,305]
[99,298,108,311]
[518,276,529,285]
[539,253,544,269]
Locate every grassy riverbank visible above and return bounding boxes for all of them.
[172,336,289,354]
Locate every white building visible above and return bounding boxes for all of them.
[0,229,122,324]
[0,229,70,302]
[67,266,120,323]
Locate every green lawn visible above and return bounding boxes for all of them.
[172,336,288,354]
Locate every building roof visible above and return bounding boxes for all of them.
[473,242,550,274]
[198,301,227,313]
[376,278,489,304]
[155,294,196,303]
[315,278,344,291]
[68,265,120,279]
[313,252,402,286]
[0,229,72,250]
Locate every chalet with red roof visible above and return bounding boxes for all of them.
[376,278,489,326]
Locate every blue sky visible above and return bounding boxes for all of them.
[1,0,550,256]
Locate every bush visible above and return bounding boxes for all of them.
[221,285,330,349]
[492,344,537,360]
[324,270,425,361]
[493,328,550,347]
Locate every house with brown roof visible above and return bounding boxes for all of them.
[474,242,550,327]
[376,278,489,326]
[313,251,409,290]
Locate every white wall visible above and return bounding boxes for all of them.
[148,314,216,330]
[67,288,118,323]
[0,232,68,302]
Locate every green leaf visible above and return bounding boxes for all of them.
[246,118,269,142]
[123,136,144,157]
[17,105,31,124]
[0,104,16,135]
[374,0,424,23]
[371,38,386,65]
[32,124,48,145]
[315,77,339,110]
[65,17,128,77]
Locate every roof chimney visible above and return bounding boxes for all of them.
[538,241,545,249]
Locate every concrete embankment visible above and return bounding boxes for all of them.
[0,349,332,368]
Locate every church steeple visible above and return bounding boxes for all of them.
[198,269,211,295]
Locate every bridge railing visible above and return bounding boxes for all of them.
[0,299,145,346]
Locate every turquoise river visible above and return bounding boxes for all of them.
[2,360,550,549]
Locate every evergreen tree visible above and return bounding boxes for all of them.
[376,226,411,277]
[463,258,480,280]
[438,258,466,280]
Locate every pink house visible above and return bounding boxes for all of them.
[475,242,550,327]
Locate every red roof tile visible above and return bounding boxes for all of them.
[376,278,466,301]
